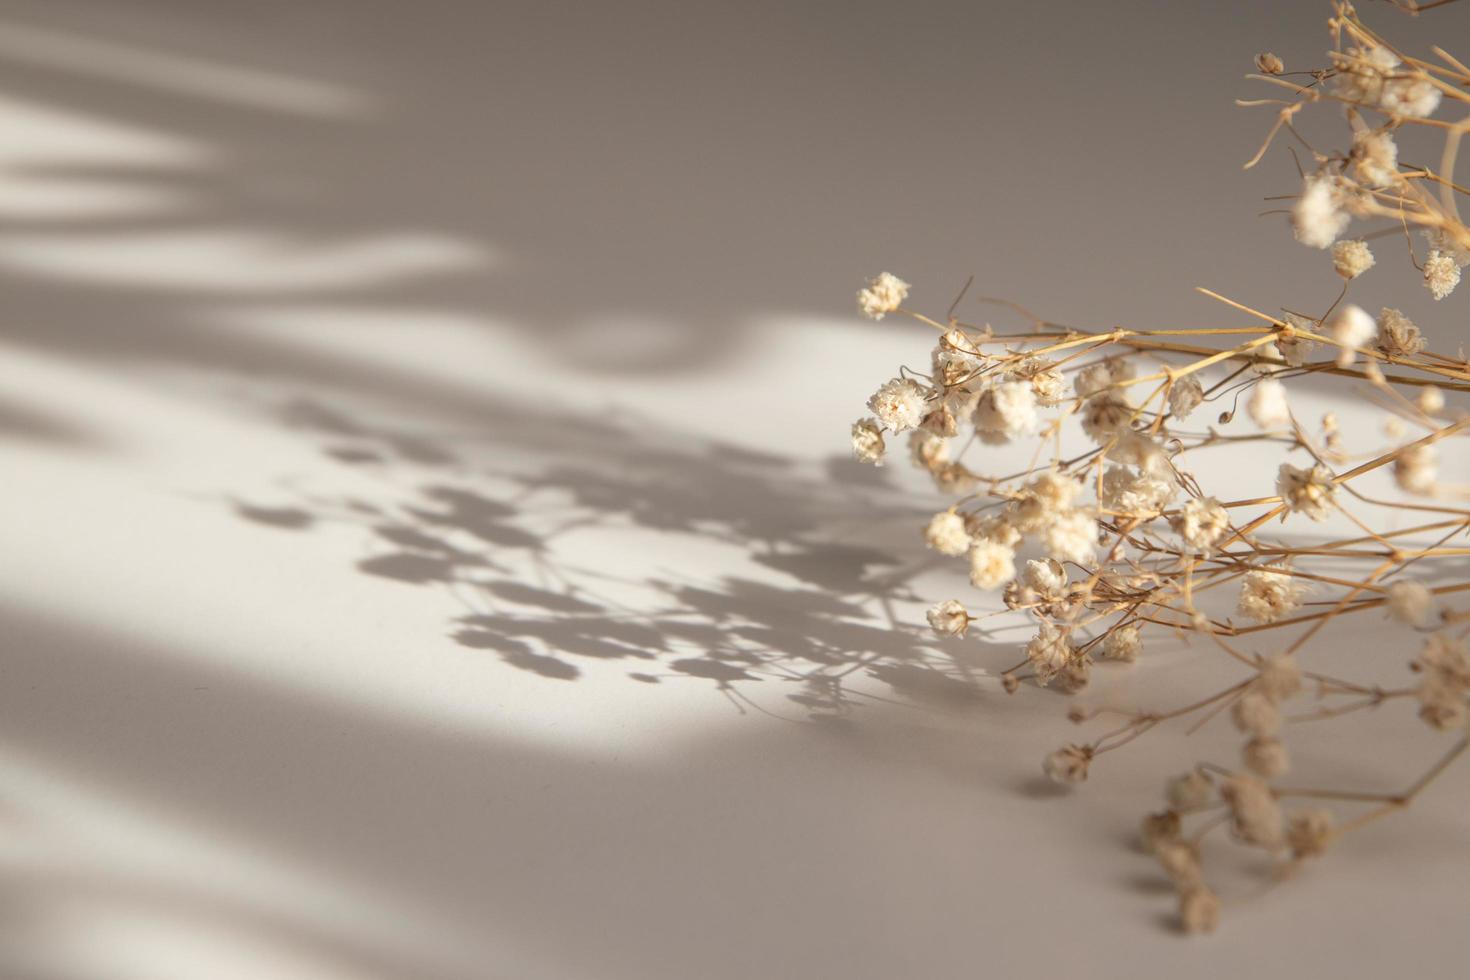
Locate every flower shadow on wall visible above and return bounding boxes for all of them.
[230,394,1015,717]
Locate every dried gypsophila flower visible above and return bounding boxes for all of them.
[1220,772,1285,848]
[1231,691,1282,737]
[1172,496,1230,554]
[1424,249,1461,300]
[1286,809,1335,859]
[857,271,910,320]
[1292,175,1349,248]
[1351,129,1399,188]
[1376,308,1424,358]
[1025,625,1075,686]
[1276,462,1337,522]
[866,377,930,432]
[1168,375,1204,420]
[1243,736,1291,779]
[1042,508,1098,566]
[968,538,1017,590]
[973,381,1038,443]
[1042,743,1092,784]
[1255,51,1284,74]
[1387,578,1435,627]
[1238,566,1309,624]
[923,510,971,556]
[1332,239,1375,280]
[851,418,885,464]
[1179,887,1221,935]
[1166,769,1214,811]
[1394,443,1437,496]
[1140,810,1182,853]
[926,599,971,638]
[1327,304,1375,367]
[1247,378,1291,428]
[1103,623,1142,662]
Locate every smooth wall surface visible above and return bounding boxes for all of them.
[0,2,1466,978]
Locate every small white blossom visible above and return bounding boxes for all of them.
[850,418,885,464]
[1327,303,1375,366]
[866,377,930,432]
[923,510,972,556]
[1255,51,1284,74]
[1376,308,1424,358]
[1387,578,1435,626]
[1394,443,1437,495]
[856,271,910,320]
[1220,772,1285,848]
[1292,176,1349,248]
[1424,249,1461,300]
[973,381,1038,443]
[1043,508,1098,565]
[1101,466,1175,516]
[1352,129,1399,187]
[1008,471,1081,532]
[1247,378,1291,429]
[1168,375,1204,420]
[1418,386,1445,415]
[926,599,970,637]
[1286,809,1335,859]
[1025,625,1075,685]
[1276,462,1337,522]
[1179,888,1221,934]
[1103,624,1142,662]
[1243,737,1290,779]
[968,538,1017,590]
[1256,653,1304,703]
[1080,393,1134,444]
[1042,744,1092,784]
[1238,565,1308,623]
[1172,496,1230,554]
[1331,239,1374,279]
[1231,691,1282,737]
[1166,770,1214,811]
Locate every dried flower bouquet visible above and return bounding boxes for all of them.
[848,0,1470,934]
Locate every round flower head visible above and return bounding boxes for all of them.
[1025,625,1075,685]
[1255,51,1284,74]
[1220,772,1285,848]
[1042,744,1092,784]
[1394,443,1437,495]
[1387,578,1435,626]
[1286,809,1335,859]
[1327,304,1375,366]
[1243,736,1290,779]
[1247,378,1291,429]
[1103,624,1142,662]
[1102,466,1175,517]
[1351,129,1399,187]
[1292,175,1349,248]
[857,271,910,320]
[866,377,929,432]
[1256,652,1304,703]
[926,599,970,638]
[1007,357,1066,405]
[1418,386,1445,415]
[1168,375,1204,420]
[1008,471,1081,532]
[1172,496,1230,554]
[1276,462,1337,522]
[1424,249,1461,300]
[973,381,1038,443]
[1155,839,1203,892]
[1376,308,1424,358]
[968,538,1016,590]
[1231,691,1282,737]
[1331,239,1374,280]
[1140,810,1182,853]
[1080,393,1133,445]
[1043,508,1098,566]
[1237,565,1308,624]
[851,418,885,464]
[923,510,972,557]
[1179,887,1220,934]
[1166,769,1214,811]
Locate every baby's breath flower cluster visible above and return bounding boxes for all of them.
[849,1,1470,936]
